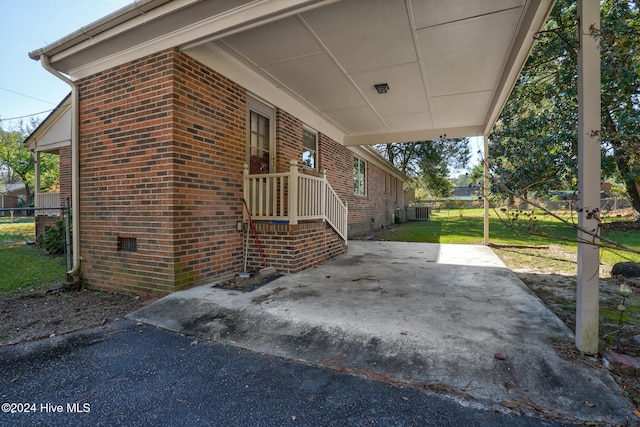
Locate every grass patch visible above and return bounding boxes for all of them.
[375,208,640,265]
[0,243,65,293]
[0,217,35,242]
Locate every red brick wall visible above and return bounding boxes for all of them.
[78,49,247,296]
[58,145,72,207]
[318,135,402,237]
[35,216,59,237]
[246,222,346,273]
[171,52,247,288]
[275,109,303,173]
[78,50,177,295]
[74,48,397,295]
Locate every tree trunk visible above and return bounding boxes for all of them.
[623,177,640,220]
[23,183,33,208]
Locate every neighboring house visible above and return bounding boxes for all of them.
[27,0,555,296]
[0,183,27,216]
[24,94,72,233]
[450,186,481,201]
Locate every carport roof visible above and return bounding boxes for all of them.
[29,0,555,145]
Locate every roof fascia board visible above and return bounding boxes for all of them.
[30,139,71,153]
[28,0,177,60]
[24,95,72,151]
[343,126,483,146]
[185,42,345,145]
[47,0,337,80]
[482,0,556,136]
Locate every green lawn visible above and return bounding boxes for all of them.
[376,208,640,266]
[0,243,66,293]
[0,217,35,242]
[0,218,65,292]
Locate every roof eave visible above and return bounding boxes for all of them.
[28,0,174,61]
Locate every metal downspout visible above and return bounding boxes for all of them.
[39,55,80,277]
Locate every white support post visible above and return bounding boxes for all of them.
[34,151,41,209]
[576,0,601,355]
[483,134,489,246]
[321,168,327,221]
[289,159,299,225]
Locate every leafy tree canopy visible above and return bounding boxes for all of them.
[375,138,470,199]
[489,0,640,217]
[0,121,58,205]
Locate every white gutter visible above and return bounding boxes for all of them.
[40,55,80,277]
[27,0,172,61]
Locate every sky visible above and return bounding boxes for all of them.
[0,0,481,173]
[0,0,132,130]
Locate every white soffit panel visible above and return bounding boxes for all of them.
[263,53,366,111]
[324,106,388,135]
[418,8,523,98]
[300,0,416,73]
[430,91,493,128]
[222,16,322,66]
[382,112,434,133]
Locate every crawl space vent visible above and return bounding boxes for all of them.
[118,237,138,253]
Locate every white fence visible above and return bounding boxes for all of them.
[243,161,348,242]
[35,192,61,216]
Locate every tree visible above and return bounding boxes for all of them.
[0,128,34,206]
[489,0,640,218]
[0,122,57,206]
[375,138,470,198]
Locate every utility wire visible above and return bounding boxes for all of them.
[0,87,57,106]
[0,109,55,122]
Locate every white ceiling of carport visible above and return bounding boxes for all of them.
[209,0,545,144]
[33,0,554,146]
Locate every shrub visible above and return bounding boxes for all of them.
[37,218,68,255]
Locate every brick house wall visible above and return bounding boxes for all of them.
[77,50,179,295]
[72,48,400,296]
[58,145,72,206]
[318,135,403,237]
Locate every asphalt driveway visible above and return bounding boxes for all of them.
[1,241,633,425]
[128,241,634,424]
[1,320,569,426]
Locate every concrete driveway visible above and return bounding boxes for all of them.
[129,241,634,424]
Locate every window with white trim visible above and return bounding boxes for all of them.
[354,156,366,196]
[302,128,317,169]
[247,96,275,174]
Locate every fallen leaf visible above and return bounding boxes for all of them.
[500,400,519,409]
[190,340,199,346]
[634,409,640,418]
[401,396,409,401]
[494,353,506,360]
[212,332,221,341]
[10,378,18,383]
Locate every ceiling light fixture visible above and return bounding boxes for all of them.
[374,83,389,94]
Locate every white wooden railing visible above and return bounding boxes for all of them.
[35,192,60,216]
[243,160,348,243]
